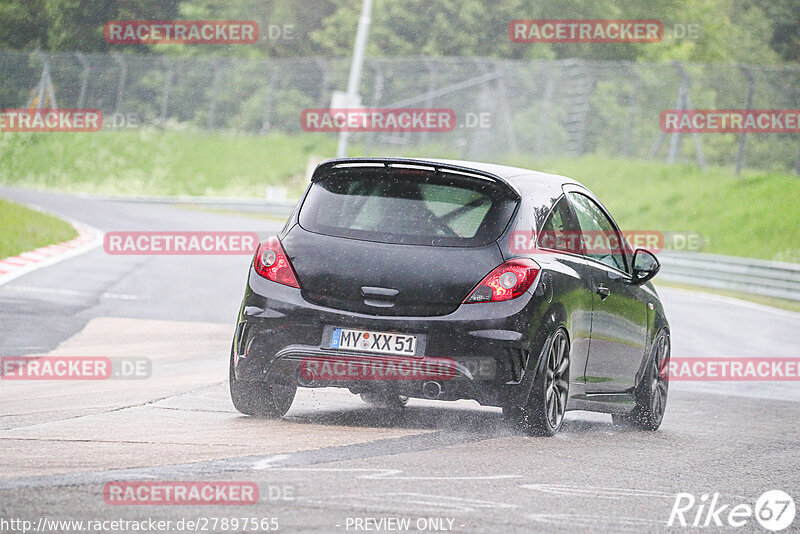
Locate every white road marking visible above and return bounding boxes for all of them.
[521,484,754,503]
[521,484,677,499]
[251,454,292,470]
[259,466,521,480]
[2,286,137,300]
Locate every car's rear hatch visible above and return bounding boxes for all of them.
[283,159,519,317]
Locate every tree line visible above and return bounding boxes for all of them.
[0,0,797,63]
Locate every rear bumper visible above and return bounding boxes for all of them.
[233,268,543,407]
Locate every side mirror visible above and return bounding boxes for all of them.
[631,249,660,285]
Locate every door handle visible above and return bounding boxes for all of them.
[596,284,610,300]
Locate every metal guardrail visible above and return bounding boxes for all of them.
[657,251,800,301]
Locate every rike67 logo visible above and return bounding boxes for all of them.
[668,490,795,531]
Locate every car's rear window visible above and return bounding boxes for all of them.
[298,167,518,246]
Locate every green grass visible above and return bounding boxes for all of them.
[0,129,336,199]
[1,130,798,262]
[504,155,800,262]
[0,199,78,259]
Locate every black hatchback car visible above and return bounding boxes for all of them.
[230,158,670,436]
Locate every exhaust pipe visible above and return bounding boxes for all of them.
[422,381,442,399]
[297,366,315,387]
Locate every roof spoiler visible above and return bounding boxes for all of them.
[310,157,521,199]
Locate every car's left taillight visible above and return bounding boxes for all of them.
[253,236,301,288]
[463,258,540,303]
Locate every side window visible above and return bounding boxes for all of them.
[568,193,628,272]
[538,196,582,254]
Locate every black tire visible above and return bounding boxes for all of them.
[229,347,296,418]
[360,392,409,409]
[504,328,570,437]
[612,328,670,431]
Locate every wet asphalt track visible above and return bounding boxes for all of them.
[0,186,798,533]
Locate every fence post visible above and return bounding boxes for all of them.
[795,143,800,176]
[666,71,686,164]
[160,57,174,126]
[468,58,491,157]
[563,59,592,156]
[621,62,641,157]
[495,62,519,155]
[260,62,275,134]
[29,50,58,110]
[419,58,437,147]
[794,70,800,176]
[75,53,90,109]
[315,58,331,108]
[363,63,384,156]
[664,62,705,170]
[534,63,554,157]
[734,66,755,175]
[111,53,127,116]
[206,59,223,130]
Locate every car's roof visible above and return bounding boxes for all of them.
[420,158,581,188]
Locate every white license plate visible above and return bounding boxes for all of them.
[329,328,417,356]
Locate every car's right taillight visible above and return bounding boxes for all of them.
[463,259,540,303]
[253,236,301,288]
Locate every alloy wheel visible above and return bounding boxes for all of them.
[544,330,570,430]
